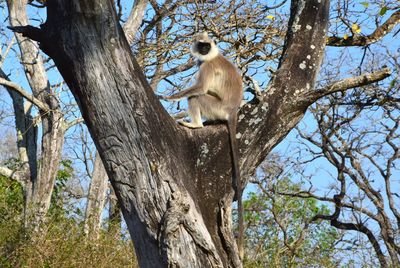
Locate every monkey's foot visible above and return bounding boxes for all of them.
[178,120,203,129]
[173,111,188,120]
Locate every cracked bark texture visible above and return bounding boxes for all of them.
[12,0,330,267]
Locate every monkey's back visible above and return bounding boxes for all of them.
[202,55,242,110]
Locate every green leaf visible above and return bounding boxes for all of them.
[379,6,388,16]
[360,2,369,8]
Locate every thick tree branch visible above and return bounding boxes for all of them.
[7,25,43,43]
[302,67,392,105]
[327,9,400,46]
[0,77,50,112]
[235,0,330,179]
[123,0,148,45]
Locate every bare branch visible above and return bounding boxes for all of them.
[0,36,15,68]
[327,219,387,267]
[327,9,400,47]
[65,118,85,130]
[0,77,50,112]
[277,190,379,222]
[302,67,392,104]
[309,184,388,267]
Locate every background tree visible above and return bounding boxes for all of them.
[277,62,400,266]
[267,2,400,266]
[0,0,144,232]
[244,155,343,268]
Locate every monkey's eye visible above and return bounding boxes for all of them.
[197,42,211,55]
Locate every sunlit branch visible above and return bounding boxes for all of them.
[302,67,392,104]
[327,10,400,46]
[0,77,50,112]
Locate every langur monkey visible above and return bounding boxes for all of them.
[163,32,244,259]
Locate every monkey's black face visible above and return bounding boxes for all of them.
[196,42,211,55]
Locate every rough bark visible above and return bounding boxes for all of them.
[6,0,65,228]
[237,0,331,181]
[84,0,147,238]
[10,0,333,267]
[84,151,109,239]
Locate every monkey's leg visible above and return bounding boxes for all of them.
[178,97,203,128]
[196,94,226,121]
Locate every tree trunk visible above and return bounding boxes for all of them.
[12,0,330,266]
[6,0,65,228]
[84,151,108,239]
[0,69,37,218]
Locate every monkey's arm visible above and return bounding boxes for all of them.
[163,83,206,101]
[163,67,212,101]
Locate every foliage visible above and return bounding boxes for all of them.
[243,175,341,268]
[0,161,137,268]
[0,211,137,268]
[0,174,24,267]
[49,159,74,217]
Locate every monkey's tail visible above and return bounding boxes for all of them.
[227,116,244,261]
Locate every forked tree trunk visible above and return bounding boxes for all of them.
[11,0,330,266]
[7,0,65,228]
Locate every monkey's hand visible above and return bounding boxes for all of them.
[161,94,183,101]
[156,94,172,101]
[162,95,173,101]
